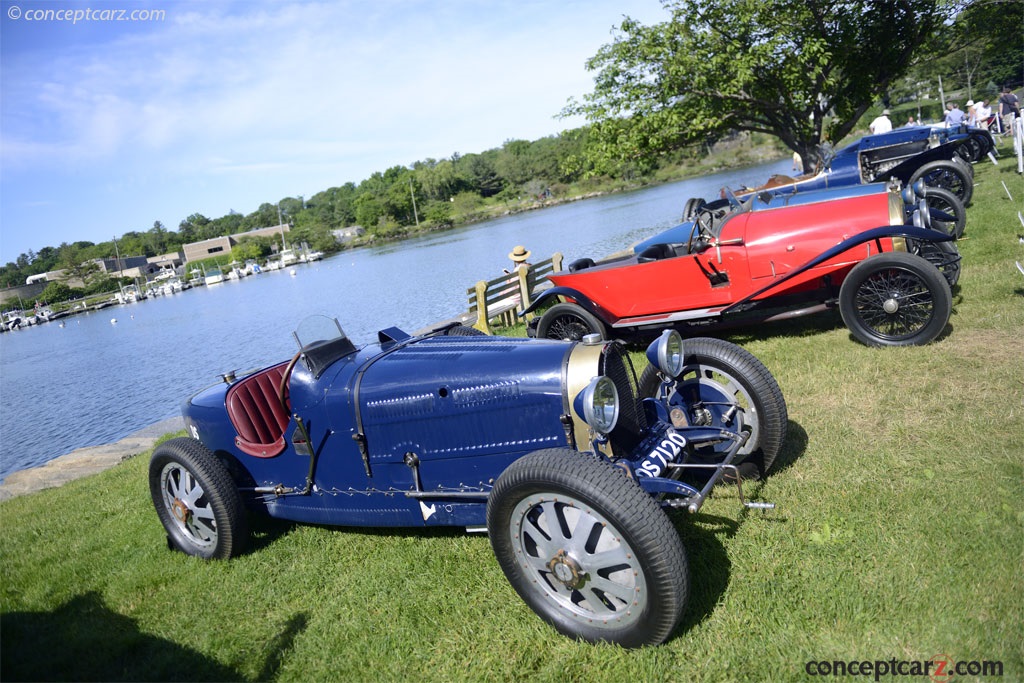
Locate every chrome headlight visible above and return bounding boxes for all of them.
[917,199,931,228]
[577,376,619,435]
[646,329,685,378]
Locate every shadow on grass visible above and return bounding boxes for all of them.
[772,419,809,477]
[2,592,244,682]
[659,418,807,641]
[2,592,310,682]
[666,513,734,638]
[706,309,846,346]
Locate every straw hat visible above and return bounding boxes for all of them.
[966,100,975,107]
[509,245,532,262]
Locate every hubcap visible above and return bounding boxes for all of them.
[171,498,191,523]
[883,297,899,314]
[547,549,585,589]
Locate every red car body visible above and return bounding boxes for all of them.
[525,184,958,347]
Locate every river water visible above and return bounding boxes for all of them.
[0,159,788,481]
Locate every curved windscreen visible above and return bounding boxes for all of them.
[292,315,356,377]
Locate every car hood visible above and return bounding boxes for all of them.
[354,335,575,462]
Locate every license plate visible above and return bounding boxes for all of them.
[635,429,688,478]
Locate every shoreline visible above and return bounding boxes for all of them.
[0,416,183,502]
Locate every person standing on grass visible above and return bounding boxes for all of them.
[869,109,893,134]
[944,102,965,128]
[999,87,1020,133]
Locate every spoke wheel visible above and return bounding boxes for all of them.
[638,338,787,479]
[839,252,951,347]
[536,303,606,341]
[149,437,247,560]
[907,238,961,288]
[924,186,967,238]
[909,160,973,205]
[488,449,688,647]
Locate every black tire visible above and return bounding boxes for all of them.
[149,437,247,560]
[681,197,706,221]
[923,186,967,239]
[839,252,952,347]
[957,137,984,163]
[536,302,606,341]
[909,160,973,206]
[907,239,961,288]
[487,449,688,647]
[638,338,788,479]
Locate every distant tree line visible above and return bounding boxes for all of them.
[2,128,630,289]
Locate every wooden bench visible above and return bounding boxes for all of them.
[465,253,562,334]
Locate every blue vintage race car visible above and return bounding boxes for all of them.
[150,319,788,647]
[699,125,994,211]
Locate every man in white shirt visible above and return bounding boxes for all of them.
[869,109,893,134]
[975,101,992,130]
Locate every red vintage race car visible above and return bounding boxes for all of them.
[524,183,960,347]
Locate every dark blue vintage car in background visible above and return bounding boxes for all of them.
[150,317,787,647]
[690,125,994,213]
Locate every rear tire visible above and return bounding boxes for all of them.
[536,303,607,341]
[839,252,951,347]
[681,197,706,221]
[149,437,247,560]
[487,449,688,647]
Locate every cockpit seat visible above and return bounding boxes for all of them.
[225,362,290,458]
[637,243,688,263]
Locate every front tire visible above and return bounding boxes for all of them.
[909,160,973,206]
[536,303,607,341]
[839,252,952,347]
[638,338,788,479]
[149,437,247,560]
[487,449,688,647]
[924,186,967,239]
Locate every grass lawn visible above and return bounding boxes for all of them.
[2,146,1022,682]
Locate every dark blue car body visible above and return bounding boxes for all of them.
[727,126,993,206]
[151,319,789,647]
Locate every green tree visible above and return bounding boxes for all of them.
[148,221,168,255]
[565,0,948,172]
[230,235,274,262]
[40,281,78,303]
[922,1,1024,102]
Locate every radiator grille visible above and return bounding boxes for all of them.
[600,344,647,455]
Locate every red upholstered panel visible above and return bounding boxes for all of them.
[226,363,290,458]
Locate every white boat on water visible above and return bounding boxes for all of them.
[204,267,224,286]
[158,277,184,296]
[2,310,32,330]
[279,249,298,267]
[300,250,324,263]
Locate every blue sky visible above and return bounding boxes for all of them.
[0,0,668,264]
